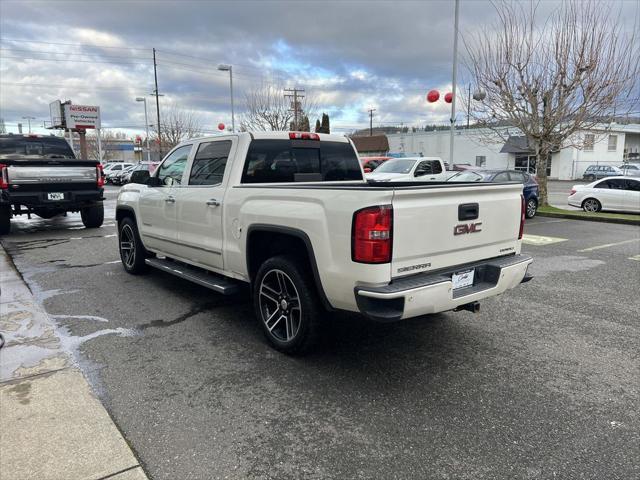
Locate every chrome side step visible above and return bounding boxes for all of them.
[145,258,240,295]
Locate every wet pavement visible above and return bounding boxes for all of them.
[1,185,639,479]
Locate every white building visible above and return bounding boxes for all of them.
[387,124,640,180]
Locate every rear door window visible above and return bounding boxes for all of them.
[188,140,232,186]
[242,140,362,183]
[493,172,511,182]
[626,180,640,191]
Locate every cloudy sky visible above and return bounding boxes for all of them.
[1,0,638,136]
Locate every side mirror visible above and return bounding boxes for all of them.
[147,175,162,187]
[130,170,151,185]
[363,167,372,173]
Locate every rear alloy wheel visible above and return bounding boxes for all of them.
[0,206,10,235]
[582,198,601,213]
[254,256,322,355]
[525,198,538,219]
[81,203,104,228]
[118,217,149,274]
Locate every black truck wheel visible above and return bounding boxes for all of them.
[0,206,10,235]
[253,255,323,355]
[118,217,149,274]
[81,203,104,228]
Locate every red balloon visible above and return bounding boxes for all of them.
[426,90,440,103]
[444,92,453,103]
[218,123,225,131]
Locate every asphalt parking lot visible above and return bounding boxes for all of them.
[2,185,639,480]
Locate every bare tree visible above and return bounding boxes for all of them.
[241,83,317,131]
[154,103,204,150]
[464,0,639,205]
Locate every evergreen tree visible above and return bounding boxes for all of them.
[301,115,310,132]
[320,113,330,133]
[315,119,321,133]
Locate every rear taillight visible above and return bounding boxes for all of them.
[96,164,105,188]
[518,194,525,240]
[289,132,320,140]
[352,205,393,263]
[0,163,8,190]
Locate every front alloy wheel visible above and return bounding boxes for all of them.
[118,217,149,274]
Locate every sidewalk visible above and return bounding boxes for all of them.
[0,246,148,480]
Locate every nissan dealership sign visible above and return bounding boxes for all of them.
[64,104,101,129]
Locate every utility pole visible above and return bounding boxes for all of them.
[449,0,460,165]
[284,88,305,130]
[466,83,471,129]
[368,108,376,136]
[152,48,162,158]
[22,116,35,134]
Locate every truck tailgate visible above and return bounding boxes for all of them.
[7,165,98,184]
[391,183,523,278]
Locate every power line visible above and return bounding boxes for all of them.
[0,55,151,66]
[284,88,305,129]
[0,47,150,61]
[0,37,149,51]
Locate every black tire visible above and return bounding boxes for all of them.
[525,198,538,219]
[582,198,602,213]
[81,203,104,228]
[587,174,596,181]
[253,255,323,355]
[118,217,149,274]
[0,206,10,235]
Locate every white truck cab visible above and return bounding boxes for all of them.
[116,132,532,354]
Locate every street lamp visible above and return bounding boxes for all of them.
[135,97,151,161]
[22,116,36,134]
[218,64,235,133]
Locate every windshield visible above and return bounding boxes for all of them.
[448,171,486,182]
[0,136,75,159]
[374,159,417,174]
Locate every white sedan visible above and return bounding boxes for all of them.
[366,157,450,182]
[568,176,640,213]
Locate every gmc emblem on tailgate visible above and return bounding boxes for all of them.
[454,222,482,235]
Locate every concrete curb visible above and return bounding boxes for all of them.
[0,245,149,480]
[537,210,640,226]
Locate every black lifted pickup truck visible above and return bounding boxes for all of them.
[0,134,104,234]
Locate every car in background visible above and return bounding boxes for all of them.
[451,163,481,172]
[366,157,448,182]
[104,162,134,184]
[568,176,640,213]
[110,165,136,185]
[448,169,540,218]
[360,156,391,173]
[582,165,623,181]
[121,162,159,185]
[619,163,640,176]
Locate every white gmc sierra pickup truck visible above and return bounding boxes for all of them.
[116,131,532,354]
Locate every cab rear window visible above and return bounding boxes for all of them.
[241,140,362,183]
[0,136,75,159]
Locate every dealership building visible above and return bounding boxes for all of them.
[386,123,640,180]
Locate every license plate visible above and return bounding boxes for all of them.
[452,269,475,290]
[47,192,64,201]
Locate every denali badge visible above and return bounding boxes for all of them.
[454,222,482,235]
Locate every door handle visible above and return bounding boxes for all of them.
[206,199,221,207]
[165,196,176,204]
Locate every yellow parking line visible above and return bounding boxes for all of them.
[577,238,640,252]
[521,234,568,246]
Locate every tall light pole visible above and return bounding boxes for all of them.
[136,97,151,161]
[218,64,235,133]
[22,116,35,134]
[449,0,460,165]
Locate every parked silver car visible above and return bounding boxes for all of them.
[582,165,623,181]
